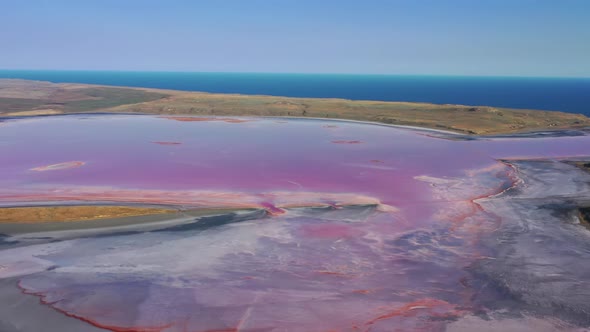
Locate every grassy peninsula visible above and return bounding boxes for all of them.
[1,79,589,135]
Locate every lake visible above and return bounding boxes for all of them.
[1,115,590,330]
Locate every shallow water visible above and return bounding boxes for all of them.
[0,115,590,331]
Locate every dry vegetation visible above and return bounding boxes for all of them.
[0,205,176,223]
[2,78,589,135]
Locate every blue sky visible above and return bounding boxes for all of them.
[1,0,589,77]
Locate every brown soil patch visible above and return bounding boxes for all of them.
[0,206,176,223]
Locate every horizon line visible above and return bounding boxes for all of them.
[0,68,589,80]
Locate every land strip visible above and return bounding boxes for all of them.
[1,79,589,135]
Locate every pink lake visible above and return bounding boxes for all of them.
[0,114,590,332]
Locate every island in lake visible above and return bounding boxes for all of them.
[0,79,590,332]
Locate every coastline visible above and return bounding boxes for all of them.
[1,78,589,135]
[1,71,588,115]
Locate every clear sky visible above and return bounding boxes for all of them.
[1,0,589,77]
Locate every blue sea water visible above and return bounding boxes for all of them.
[0,70,589,116]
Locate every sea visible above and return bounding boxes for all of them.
[0,70,589,116]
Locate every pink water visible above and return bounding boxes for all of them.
[1,115,589,331]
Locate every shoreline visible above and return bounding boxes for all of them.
[3,111,589,139]
[0,72,588,114]
[1,78,589,135]
[1,111,468,136]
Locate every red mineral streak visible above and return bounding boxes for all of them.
[17,281,170,332]
[151,141,182,145]
[410,163,520,312]
[259,202,287,215]
[30,161,85,171]
[302,223,363,239]
[160,116,251,123]
[332,140,363,144]
[315,270,350,277]
[362,298,466,331]
[326,202,343,209]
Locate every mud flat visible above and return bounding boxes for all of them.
[471,159,590,327]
